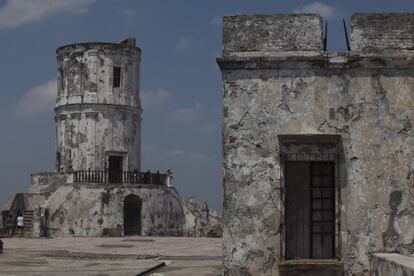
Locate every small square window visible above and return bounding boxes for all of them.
[113,67,121,88]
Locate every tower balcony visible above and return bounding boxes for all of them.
[70,170,167,185]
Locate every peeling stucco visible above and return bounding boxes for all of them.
[55,40,142,172]
[1,38,222,239]
[218,13,414,276]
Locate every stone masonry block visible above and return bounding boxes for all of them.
[223,14,324,55]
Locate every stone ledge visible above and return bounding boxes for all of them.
[278,260,343,276]
[371,253,414,276]
[217,54,414,70]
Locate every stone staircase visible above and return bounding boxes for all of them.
[22,210,33,237]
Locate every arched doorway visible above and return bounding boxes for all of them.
[123,195,142,235]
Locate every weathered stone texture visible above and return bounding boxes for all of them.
[44,184,185,237]
[371,253,414,276]
[223,14,323,57]
[30,172,66,194]
[351,13,414,51]
[1,38,222,239]
[55,40,141,172]
[219,13,414,276]
[182,200,223,237]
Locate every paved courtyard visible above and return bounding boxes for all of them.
[0,236,222,275]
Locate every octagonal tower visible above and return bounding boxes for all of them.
[55,38,141,172]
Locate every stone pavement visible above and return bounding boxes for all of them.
[0,237,222,275]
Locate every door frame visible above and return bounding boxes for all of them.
[123,194,142,236]
[280,152,341,261]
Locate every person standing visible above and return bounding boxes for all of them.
[16,213,24,237]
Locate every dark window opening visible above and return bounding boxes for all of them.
[113,67,121,88]
[285,161,335,259]
[56,152,61,171]
[59,69,64,91]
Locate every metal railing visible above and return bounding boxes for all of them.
[73,170,166,185]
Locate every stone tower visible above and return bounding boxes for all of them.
[55,38,141,172]
[2,38,222,239]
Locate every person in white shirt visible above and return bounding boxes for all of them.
[16,213,24,237]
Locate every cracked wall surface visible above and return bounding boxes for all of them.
[43,184,185,237]
[351,13,414,52]
[55,39,141,172]
[182,199,223,237]
[1,38,223,239]
[218,13,414,276]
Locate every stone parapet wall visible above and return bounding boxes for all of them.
[30,172,66,194]
[222,14,323,56]
[351,13,414,52]
[182,199,222,237]
[371,254,414,276]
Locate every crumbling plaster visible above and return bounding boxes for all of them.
[182,200,223,237]
[1,38,223,240]
[55,42,141,172]
[218,13,414,276]
[42,184,185,237]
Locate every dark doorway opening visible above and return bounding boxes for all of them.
[285,161,335,259]
[124,195,142,235]
[108,156,123,183]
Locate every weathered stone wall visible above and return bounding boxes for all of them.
[223,14,323,56]
[351,13,414,51]
[30,172,66,194]
[218,13,414,276]
[43,184,185,237]
[55,39,141,172]
[371,253,414,276]
[182,199,223,237]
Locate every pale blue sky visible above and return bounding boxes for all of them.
[0,0,413,211]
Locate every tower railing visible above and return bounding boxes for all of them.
[73,170,166,185]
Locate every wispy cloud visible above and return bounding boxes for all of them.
[121,8,138,24]
[169,103,219,133]
[11,79,57,117]
[170,103,205,122]
[0,0,96,29]
[141,88,171,110]
[176,37,191,51]
[294,2,339,19]
[142,144,215,166]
